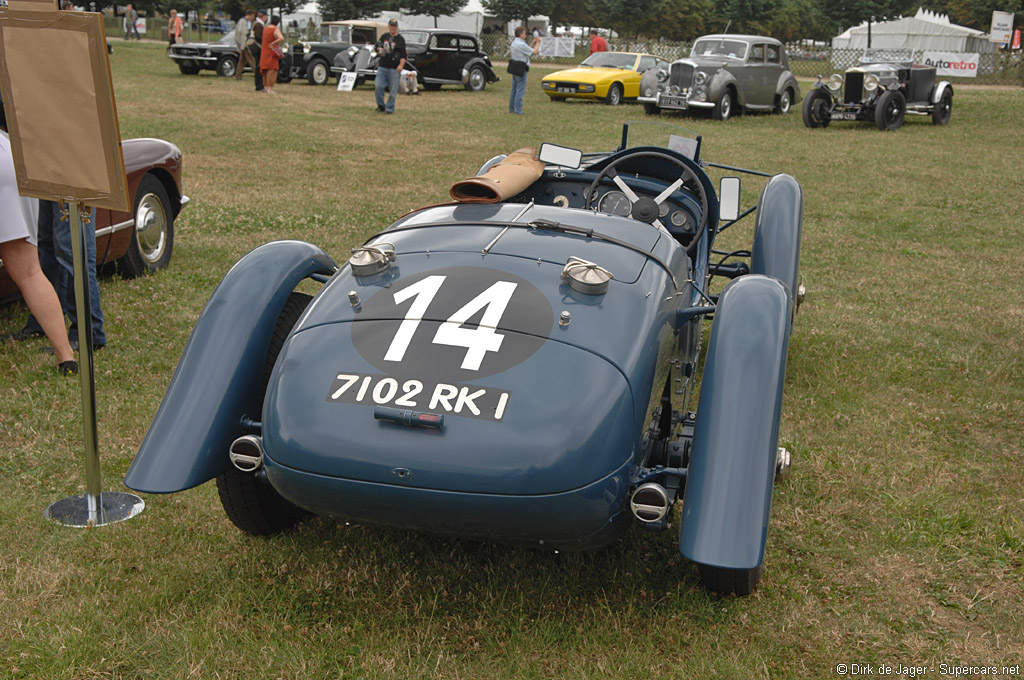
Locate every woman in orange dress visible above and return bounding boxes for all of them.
[260,15,285,94]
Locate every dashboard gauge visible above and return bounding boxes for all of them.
[597,191,632,216]
[553,195,570,208]
[659,202,670,218]
[671,210,694,231]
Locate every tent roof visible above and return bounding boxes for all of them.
[835,7,985,40]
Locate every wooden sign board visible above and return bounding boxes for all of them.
[0,9,130,211]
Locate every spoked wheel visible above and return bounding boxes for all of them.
[801,88,831,128]
[875,89,906,131]
[931,90,952,125]
[215,292,313,535]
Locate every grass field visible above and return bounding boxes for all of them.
[2,41,1023,679]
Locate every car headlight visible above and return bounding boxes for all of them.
[204,49,212,57]
[863,73,879,92]
[828,73,843,91]
[694,71,707,85]
[643,86,653,97]
[656,70,668,83]
[670,85,680,96]
[543,82,554,89]
[581,84,595,93]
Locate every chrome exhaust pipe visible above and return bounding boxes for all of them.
[775,447,791,482]
[229,435,264,473]
[630,483,669,523]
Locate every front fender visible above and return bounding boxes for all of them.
[679,275,790,570]
[933,81,953,103]
[708,69,737,104]
[123,240,337,493]
[751,173,803,307]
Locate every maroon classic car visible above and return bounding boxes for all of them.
[1,137,186,302]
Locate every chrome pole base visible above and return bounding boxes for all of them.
[44,492,145,528]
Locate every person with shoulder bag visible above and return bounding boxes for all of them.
[508,26,539,115]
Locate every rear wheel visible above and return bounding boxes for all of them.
[605,82,623,106]
[875,89,906,131]
[712,88,733,121]
[801,88,831,128]
[215,292,313,536]
[465,65,486,91]
[931,90,952,125]
[775,87,793,114]
[117,174,174,278]
[698,563,764,597]
[216,55,237,77]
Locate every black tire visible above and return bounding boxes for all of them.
[712,88,733,121]
[698,562,764,597]
[465,65,486,91]
[117,174,174,278]
[931,90,952,125]
[215,55,237,77]
[643,102,660,115]
[775,87,793,114]
[605,82,623,106]
[354,75,366,88]
[215,292,313,536]
[801,88,831,128]
[875,89,906,131]
[177,63,201,75]
[307,59,330,85]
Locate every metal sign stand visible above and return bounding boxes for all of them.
[43,201,144,527]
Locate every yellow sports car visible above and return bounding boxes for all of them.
[541,51,669,105]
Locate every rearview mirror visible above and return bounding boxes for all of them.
[719,177,741,222]
[538,143,583,170]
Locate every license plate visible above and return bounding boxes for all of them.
[326,372,511,423]
[832,111,857,120]
[557,86,575,93]
[659,96,687,108]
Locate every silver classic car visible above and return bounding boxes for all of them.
[638,34,801,121]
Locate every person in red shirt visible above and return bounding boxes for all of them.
[589,29,607,55]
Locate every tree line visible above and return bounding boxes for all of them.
[120,0,1019,42]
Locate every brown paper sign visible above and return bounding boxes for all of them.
[0,9,130,211]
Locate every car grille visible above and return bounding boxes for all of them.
[670,62,694,90]
[844,72,864,103]
[173,47,201,56]
[548,81,582,92]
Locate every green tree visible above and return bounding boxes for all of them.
[768,0,828,40]
[588,0,667,39]
[480,0,556,28]
[548,0,594,29]
[317,0,385,21]
[637,0,712,40]
[402,0,468,26]
[709,0,780,33]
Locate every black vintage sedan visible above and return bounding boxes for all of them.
[287,20,387,86]
[333,28,499,91]
[169,33,293,81]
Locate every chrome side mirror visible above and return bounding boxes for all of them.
[719,176,740,222]
[538,143,583,170]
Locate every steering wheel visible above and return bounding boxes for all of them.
[583,150,709,237]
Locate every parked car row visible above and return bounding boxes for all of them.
[167,29,955,129]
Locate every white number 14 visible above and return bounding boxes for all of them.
[383,275,519,371]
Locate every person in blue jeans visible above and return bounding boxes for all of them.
[374,19,407,114]
[508,26,540,115]
[16,200,106,351]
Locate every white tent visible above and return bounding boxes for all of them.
[832,7,994,53]
[372,1,548,36]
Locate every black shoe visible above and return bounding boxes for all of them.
[376,105,385,112]
[57,360,79,376]
[0,327,44,343]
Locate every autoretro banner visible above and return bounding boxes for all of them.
[922,52,980,77]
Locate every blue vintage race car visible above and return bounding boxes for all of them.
[124,122,804,596]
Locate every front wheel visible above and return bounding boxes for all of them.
[712,89,733,121]
[875,89,906,131]
[117,174,174,278]
[801,88,831,128]
[698,563,764,597]
[308,59,329,85]
[605,82,623,106]
[931,90,952,125]
[178,63,201,75]
[215,292,313,536]
[465,66,486,91]
[216,55,237,77]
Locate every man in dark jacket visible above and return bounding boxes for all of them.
[374,18,406,114]
[251,10,266,92]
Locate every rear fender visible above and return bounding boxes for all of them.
[751,173,802,305]
[123,240,336,493]
[679,275,789,570]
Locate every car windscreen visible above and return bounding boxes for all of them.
[691,39,748,60]
[580,52,638,70]
[217,33,235,45]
